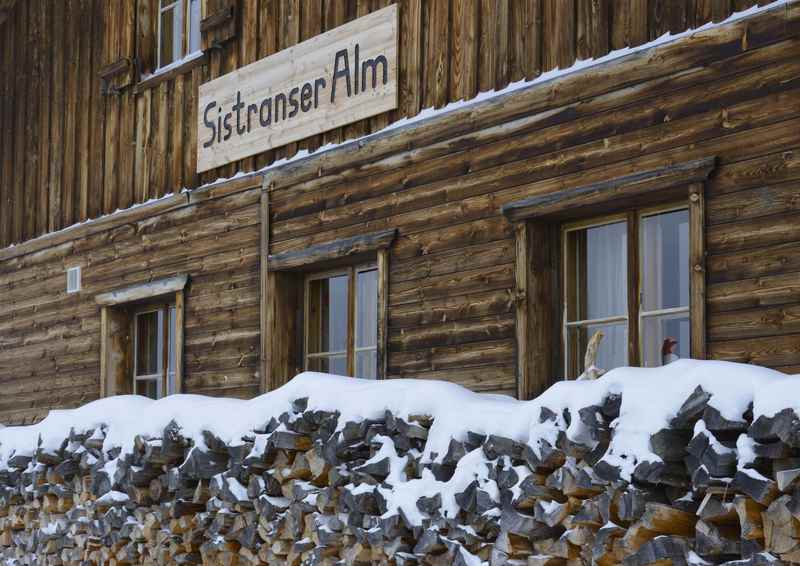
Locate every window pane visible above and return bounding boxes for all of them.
[136,311,160,376]
[308,355,348,376]
[136,379,159,400]
[160,9,175,67]
[356,269,378,349]
[641,209,689,311]
[308,274,349,354]
[188,0,202,53]
[356,349,377,379]
[567,221,627,321]
[567,322,627,378]
[642,313,690,367]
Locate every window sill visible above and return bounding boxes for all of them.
[135,52,208,94]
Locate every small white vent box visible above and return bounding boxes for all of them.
[67,266,81,294]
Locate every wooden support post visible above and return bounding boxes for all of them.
[516,221,560,399]
[174,290,184,394]
[514,222,530,400]
[689,182,707,359]
[259,177,270,393]
[377,248,389,380]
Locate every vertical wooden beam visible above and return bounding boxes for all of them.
[12,2,28,243]
[494,0,509,90]
[174,289,185,393]
[62,0,79,227]
[577,0,610,60]
[100,306,109,398]
[377,248,389,380]
[88,0,106,220]
[25,0,41,241]
[689,182,707,360]
[510,0,541,82]
[77,0,93,221]
[399,0,422,118]
[514,222,531,399]
[543,0,575,71]
[321,0,345,146]
[626,211,641,366]
[527,222,561,396]
[259,178,271,393]
[478,0,497,92]
[117,0,137,210]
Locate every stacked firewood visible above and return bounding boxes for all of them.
[2,389,800,565]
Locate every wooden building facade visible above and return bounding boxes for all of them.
[1,0,799,425]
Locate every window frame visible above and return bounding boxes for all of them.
[132,302,179,399]
[97,275,187,398]
[303,261,379,379]
[561,202,691,378]
[156,0,203,70]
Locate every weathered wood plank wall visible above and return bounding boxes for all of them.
[262,3,800,396]
[0,186,263,425]
[0,2,797,426]
[0,0,777,248]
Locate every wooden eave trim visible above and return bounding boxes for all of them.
[0,194,189,262]
[96,275,189,306]
[0,174,264,262]
[500,157,717,223]
[134,52,209,93]
[268,229,398,271]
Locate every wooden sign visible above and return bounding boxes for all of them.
[197,5,398,173]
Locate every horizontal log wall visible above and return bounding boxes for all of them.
[0,0,779,248]
[266,3,800,396]
[0,188,262,425]
[0,2,798,425]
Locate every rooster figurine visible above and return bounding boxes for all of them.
[661,337,679,365]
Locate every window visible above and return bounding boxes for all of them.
[133,304,179,399]
[563,206,689,378]
[305,264,378,379]
[158,0,202,69]
[97,275,186,398]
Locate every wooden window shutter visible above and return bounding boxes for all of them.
[98,2,137,94]
[201,0,238,50]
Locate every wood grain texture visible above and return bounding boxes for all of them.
[0,0,780,246]
[0,2,798,424]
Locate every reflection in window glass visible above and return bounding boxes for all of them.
[565,220,628,377]
[641,209,690,367]
[641,210,689,311]
[642,314,690,367]
[305,265,379,380]
[188,0,202,53]
[135,311,161,377]
[355,268,378,379]
[136,379,159,400]
[308,274,349,355]
[568,322,627,376]
[582,221,627,320]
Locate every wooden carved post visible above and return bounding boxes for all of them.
[689,182,707,359]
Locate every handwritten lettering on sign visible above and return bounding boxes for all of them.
[197,5,398,173]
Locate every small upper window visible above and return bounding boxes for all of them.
[305,264,378,379]
[158,0,202,69]
[134,304,178,398]
[563,206,689,378]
